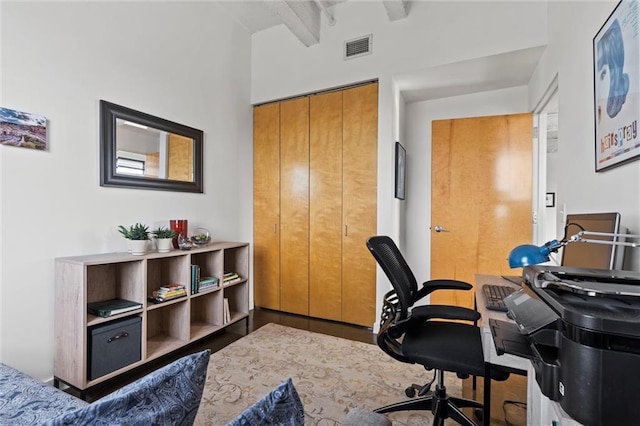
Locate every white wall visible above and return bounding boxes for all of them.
[1,2,252,380]
[530,1,640,269]
[252,1,547,104]
[251,0,548,326]
[404,87,531,287]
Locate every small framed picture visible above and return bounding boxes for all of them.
[546,192,556,208]
[0,107,47,150]
[394,142,406,200]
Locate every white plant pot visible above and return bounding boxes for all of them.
[129,240,148,255]
[156,238,173,253]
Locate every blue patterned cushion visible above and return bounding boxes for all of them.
[0,364,88,426]
[44,349,210,426]
[226,378,304,426]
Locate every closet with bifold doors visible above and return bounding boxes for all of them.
[253,81,378,327]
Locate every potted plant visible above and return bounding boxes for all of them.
[118,223,150,255]
[152,226,176,253]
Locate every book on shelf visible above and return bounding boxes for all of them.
[198,276,219,292]
[160,283,185,292]
[150,283,187,303]
[148,291,186,303]
[191,264,200,294]
[87,298,142,318]
[223,272,242,285]
[223,297,231,324]
[223,272,239,280]
[152,289,186,299]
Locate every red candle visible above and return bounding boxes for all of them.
[169,220,188,249]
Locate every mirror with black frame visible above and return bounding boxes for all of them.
[100,100,203,193]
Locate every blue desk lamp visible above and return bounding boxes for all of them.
[508,224,639,268]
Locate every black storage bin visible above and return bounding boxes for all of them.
[88,316,141,380]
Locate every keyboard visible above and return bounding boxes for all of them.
[482,284,516,312]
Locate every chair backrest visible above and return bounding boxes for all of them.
[366,235,418,320]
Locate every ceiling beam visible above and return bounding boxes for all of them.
[382,0,408,22]
[265,0,321,46]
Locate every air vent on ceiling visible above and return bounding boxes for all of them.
[344,34,372,60]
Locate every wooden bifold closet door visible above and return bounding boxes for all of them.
[279,97,310,315]
[253,103,280,310]
[253,82,378,328]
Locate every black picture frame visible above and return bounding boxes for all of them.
[100,100,204,193]
[394,142,406,200]
[545,192,556,208]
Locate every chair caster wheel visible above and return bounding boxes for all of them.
[405,387,417,398]
[474,408,483,421]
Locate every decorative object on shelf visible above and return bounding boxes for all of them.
[170,219,188,249]
[152,226,176,253]
[190,228,211,247]
[177,234,193,250]
[118,223,150,255]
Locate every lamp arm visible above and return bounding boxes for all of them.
[569,231,640,248]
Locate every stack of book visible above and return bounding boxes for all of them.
[198,276,219,292]
[88,298,142,318]
[149,284,187,303]
[223,272,242,285]
[191,264,201,294]
[191,264,221,294]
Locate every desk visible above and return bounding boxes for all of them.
[475,274,582,426]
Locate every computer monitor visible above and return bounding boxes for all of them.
[561,212,626,270]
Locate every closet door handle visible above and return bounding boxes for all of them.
[345,225,348,237]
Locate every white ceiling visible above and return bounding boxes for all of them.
[396,46,546,103]
[219,0,407,46]
[220,0,545,104]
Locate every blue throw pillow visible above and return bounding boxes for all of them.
[226,378,304,426]
[44,349,210,426]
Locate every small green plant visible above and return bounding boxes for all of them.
[117,225,132,239]
[152,226,176,239]
[118,223,150,240]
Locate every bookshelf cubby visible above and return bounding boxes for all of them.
[54,241,249,391]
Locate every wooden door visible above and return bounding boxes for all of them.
[309,91,343,321]
[342,82,378,327]
[279,97,310,315]
[431,113,533,309]
[253,103,281,310]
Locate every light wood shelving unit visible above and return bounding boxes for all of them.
[54,241,249,391]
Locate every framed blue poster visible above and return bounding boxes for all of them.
[594,0,640,171]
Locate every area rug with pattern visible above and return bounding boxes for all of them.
[194,323,464,425]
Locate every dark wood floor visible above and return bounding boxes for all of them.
[68,308,526,425]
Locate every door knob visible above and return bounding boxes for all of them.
[432,225,450,233]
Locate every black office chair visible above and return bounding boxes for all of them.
[366,236,507,426]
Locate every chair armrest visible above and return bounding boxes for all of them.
[411,305,480,322]
[414,279,473,301]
